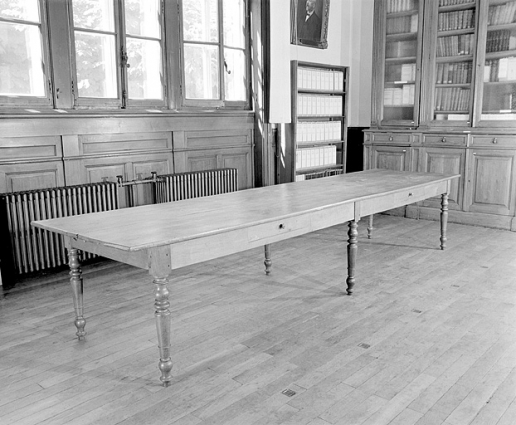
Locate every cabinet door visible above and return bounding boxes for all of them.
[370,145,411,171]
[372,0,424,127]
[475,0,516,128]
[420,147,465,210]
[420,0,478,127]
[464,149,516,215]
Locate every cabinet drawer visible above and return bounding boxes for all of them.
[423,134,466,146]
[471,136,516,147]
[371,133,412,145]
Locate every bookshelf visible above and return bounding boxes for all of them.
[365,0,516,231]
[279,61,348,183]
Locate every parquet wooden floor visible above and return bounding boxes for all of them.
[0,215,515,425]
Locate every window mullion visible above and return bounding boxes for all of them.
[117,0,128,108]
[218,0,225,103]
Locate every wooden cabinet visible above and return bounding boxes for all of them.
[367,0,516,231]
[279,61,348,183]
[464,148,516,216]
[369,145,412,171]
[419,146,465,210]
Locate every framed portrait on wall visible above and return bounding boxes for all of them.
[291,0,330,49]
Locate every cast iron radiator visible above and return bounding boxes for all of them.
[0,168,238,278]
[0,182,120,275]
[154,168,238,203]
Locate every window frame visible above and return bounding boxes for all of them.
[0,0,54,108]
[68,0,168,110]
[179,0,251,110]
[0,0,252,113]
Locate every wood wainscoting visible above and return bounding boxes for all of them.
[0,112,255,194]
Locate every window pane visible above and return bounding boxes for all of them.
[72,0,114,31]
[223,0,245,48]
[74,31,117,98]
[124,0,160,38]
[184,43,219,99]
[224,48,246,101]
[127,38,162,99]
[0,0,39,21]
[183,0,218,42]
[0,21,45,96]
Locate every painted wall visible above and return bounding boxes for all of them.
[269,0,374,127]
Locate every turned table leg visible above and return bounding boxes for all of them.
[367,215,374,239]
[154,276,173,386]
[68,248,86,339]
[440,193,449,250]
[264,244,272,275]
[346,220,358,295]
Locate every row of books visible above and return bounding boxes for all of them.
[436,61,472,84]
[434,87,470,111]
[400,63,416,81]
[484,57,516,82]
[383,85,415,106]
[295,168,342,181]
[297,94,342,116]
[481,112,516,120]
[296,121,341,143]
[386,15,418,35]
[488,2,516,26]
[386,0,416,14]
[296,145,337,170]
[436,34,475,57]
[486,30,516,53]
[385,40,417,59]
[438,10,475,31]
[297,67,345,92]
[438,0,474,6]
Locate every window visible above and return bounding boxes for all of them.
[0,0,52,107]
[181,0,249,108]
[0,0,250,111]
[70,0,165,108]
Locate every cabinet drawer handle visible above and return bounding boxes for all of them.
[279,223,285,229]
[408,193,413,197]
[402,149,407,152]
[492,138,498,144]
[441,137,446,143]
[389,136,393,141]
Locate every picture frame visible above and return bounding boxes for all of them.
[291,0,330,49]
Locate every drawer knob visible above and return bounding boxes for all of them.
[279,224,285,229]
[408,193,413,196]
[441,137,446,143]
[492,138,498,144]
[389,136,393,141]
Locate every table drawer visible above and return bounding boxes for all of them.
[423,134,467,146]
[358,181,449,216]
[471,135,516,147]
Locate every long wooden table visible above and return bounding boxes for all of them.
[32,169,460,385]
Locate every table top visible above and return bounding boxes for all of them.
[32,169,459,252]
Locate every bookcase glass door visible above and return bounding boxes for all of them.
[431,0,477,125]
[383,0,421,124]
[479,0,516,124]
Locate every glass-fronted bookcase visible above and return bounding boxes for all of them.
[372,0,424,127]
[366,0,516,231]
[477,0,516,126]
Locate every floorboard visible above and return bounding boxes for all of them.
[0,215,515,425]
